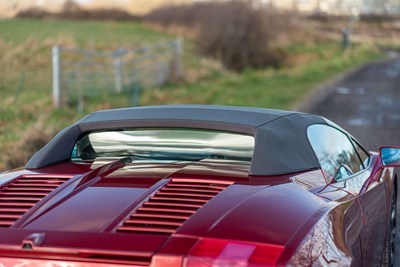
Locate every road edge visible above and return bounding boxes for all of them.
[293,57,396,113]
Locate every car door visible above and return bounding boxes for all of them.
[328,137,388,266]
[307,124,377,265]
[351,139,388,266]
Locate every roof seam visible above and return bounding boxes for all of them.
[255,112,300,128]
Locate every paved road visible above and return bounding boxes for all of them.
[309,58,400,151]
[304,57,400,265]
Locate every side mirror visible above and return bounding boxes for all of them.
[380,146,400,167]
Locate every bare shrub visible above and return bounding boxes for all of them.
[3,120,57,170]
[145,3,212,31]
[359,14,400,23]
[146,2,297,71]
[197,2,286,71]
[62,0,81,14]
[16,7,51,19]
[16,0,140,21]
[59,0,140,21]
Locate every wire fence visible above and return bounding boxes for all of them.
[52,39,183,110]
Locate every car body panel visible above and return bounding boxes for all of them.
[0,159,376,266]
[0,105,397,266]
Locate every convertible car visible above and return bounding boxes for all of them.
[0,105,399,266]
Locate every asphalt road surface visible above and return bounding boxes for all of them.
[309,58,400,151]
[306,56,400,265]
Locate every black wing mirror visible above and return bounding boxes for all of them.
[380,146,400,167]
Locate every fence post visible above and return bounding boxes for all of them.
[173,37,183,79]
[131,83,142,107]
[77,63,84,113]
[113,56,123,92]
[114,49,126,93]
[52,46,61,108]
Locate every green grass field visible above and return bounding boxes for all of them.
[0,19,171,45]
[0,18,384,171]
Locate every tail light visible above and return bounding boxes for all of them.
[185,238,284,267]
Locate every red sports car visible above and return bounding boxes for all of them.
[0,105,399,266]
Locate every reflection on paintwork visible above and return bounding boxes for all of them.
[317,185,349,202]
[291,170,327,190]
[381,147,400,166]
[332,169,370,196]
[289,212,352,266]
[0,258,133,267]
[25,187,146,232]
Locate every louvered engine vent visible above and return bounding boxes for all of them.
[117,179,233,234]
[0,175,71,227]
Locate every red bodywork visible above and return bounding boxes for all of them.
[0,153,396,266]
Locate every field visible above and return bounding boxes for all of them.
[141,41,381,107]
[0,18,386,171]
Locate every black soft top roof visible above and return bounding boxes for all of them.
[26,105,327,176]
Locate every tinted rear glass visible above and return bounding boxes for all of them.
[71,128,254,162]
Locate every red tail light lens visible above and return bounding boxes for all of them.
[185,238,284,267]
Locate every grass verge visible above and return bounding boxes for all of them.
[141,41,382,108]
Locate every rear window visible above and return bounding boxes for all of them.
[71,128,254,162]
